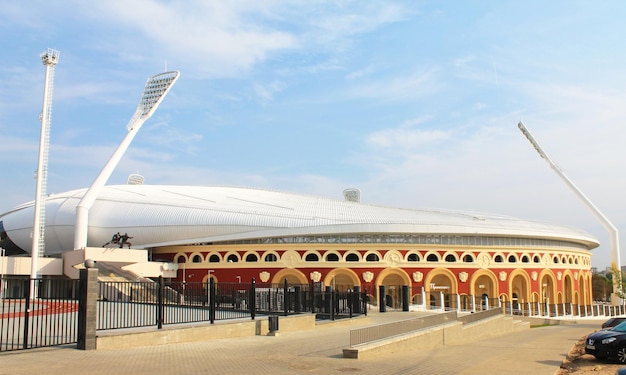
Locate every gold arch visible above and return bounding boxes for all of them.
[189,251,205,263]
[376,267,412,286]
[538,269,557,303]
[562,270,575,304]
[302,250,322,262]
[242,250,260,262]
[363,250,382,262]
[469,269,498,296]
[174,253,188,263]
[224,251,241,263]
[424,268,459,294]
[324,268,361,288]
[206,252,222,262]
[508,269,531,304]
[272,268,308,284]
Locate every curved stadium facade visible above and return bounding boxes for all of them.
[0,184,598,310]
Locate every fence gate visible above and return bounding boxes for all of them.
[0,277,80,352]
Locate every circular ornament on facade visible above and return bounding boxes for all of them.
[310,271,322,282]
[363,271,374,283]
[542,254,551,267]
[384,251,402,267]
[459,272,469,283]
[259,271,270,282]
[413,271,423,282]
[477,253,490,269]
[283,251,299,268]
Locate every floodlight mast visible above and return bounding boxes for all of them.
[31,49,59,299]
[518,121,622,304]
[73,71,180,250]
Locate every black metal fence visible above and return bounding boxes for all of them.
[97,278,369,331]
[0,277,80,352]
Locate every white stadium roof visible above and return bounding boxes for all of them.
[0,185,599,255]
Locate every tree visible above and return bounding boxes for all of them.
[592,272,611,302]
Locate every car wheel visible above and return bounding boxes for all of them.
[617,347,626,363]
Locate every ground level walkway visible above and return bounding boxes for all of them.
[0,311,605,375]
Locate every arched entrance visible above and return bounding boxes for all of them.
[470,270,497,310]
[324,268,360,290]
[424,269,457,310]
[377,269,411,309]
[509,270,530,314]
[272,269,308,285]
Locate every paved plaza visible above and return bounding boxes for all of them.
[0,312,606,375]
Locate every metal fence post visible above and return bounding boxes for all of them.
[77,261,98,350]
[379,285,386,313]
[283,278,288,317]
[209,277,216,323]
[22,279,31,349]
[402,285,409,312]
[157,276,164,329]
[250,278,256,320]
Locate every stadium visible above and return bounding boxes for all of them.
[0,183,597,311]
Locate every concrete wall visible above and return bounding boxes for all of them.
[0,255,63,276]
[96,314,316,350]
[343,315,529,359]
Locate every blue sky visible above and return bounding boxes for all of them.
[1,1,625,269]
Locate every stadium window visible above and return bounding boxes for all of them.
[227,254,239,263]
[426,254,439,262]
[305,253,319,262]
[445,254,456,262]
[245,254,258,262]
[521,255,529,263]
[463,254,473,263]
[407,253,419,262]
[192,255,202,263]
[326,253,339,262]
[533,255,540,263]
[494,255,503,263]
[346,253,359,262]
[264,253,278,262]
[366,253,379,262]
[176,255,186,263]
[209,254,220,263]
[508,255,516,263]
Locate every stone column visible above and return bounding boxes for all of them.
[77,259,98,350]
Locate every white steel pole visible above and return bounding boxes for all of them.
[73,71,179,250]
[518,121,621,303]
[31,49,59,299]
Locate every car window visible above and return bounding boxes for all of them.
[613,321,626,332]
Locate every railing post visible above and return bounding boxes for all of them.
[330,287,336,320]
[283,278,289,316]
[22,279,31,349]
[363,287,368,316]
[402,285,409,312]
[294,285,301,313]
[209,277,216,323]
[379,285,386,313]
[77,260,98,350]
[353,286,361,314]
[157,276,164,329]
[250,278,256,320]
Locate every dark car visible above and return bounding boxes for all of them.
[586,321,626,362]
[603,317,626,329]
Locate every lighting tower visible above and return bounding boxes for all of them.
[73,71,179,250]
[31,49,59,287]
[518,121,622,304]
